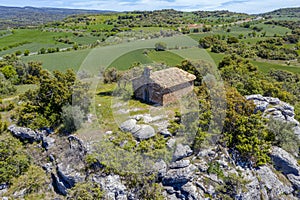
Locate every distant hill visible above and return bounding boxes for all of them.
[0,6,114,29]
[260,7,300,18]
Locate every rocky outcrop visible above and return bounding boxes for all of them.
[132,125,155,140]
[92,174,130,200]
[120,119,156,140]
[257,166,294,198]
[270,146,300,191]
[172,144,193,161]
[162,164,197,187]
[8,125,42,143]
[246,94,300,136]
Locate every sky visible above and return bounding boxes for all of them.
[0,0,299,14]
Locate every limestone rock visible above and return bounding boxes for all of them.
[120,119,137,132]
[42,136,55,150]
[181,182,204,199]
[173,144,193,161]
[93,175,128,200]
[170,160,190,169]
[257,166,294,197]
[154,160,168,179]
[270,146,300,176]
[132,125,155,140]
[162,164,197,186]
[8,125,41,143]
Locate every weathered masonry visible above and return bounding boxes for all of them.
[132,67,196,105]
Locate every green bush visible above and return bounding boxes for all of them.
[0,133,30,185]
[61,105,85,133]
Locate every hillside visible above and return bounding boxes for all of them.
[0,6,112,29]
[0,5,300,200]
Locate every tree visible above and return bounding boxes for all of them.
[155,42,167,51]
[222,87,270,166]
[0,74,16,95]
[61,105,85,133]
[6,165,50,198]
[24,49,30,56]
[268,119,300,155]
[0,65,18,79]
[103,67,121,83]
[17,69,90,129]
[0,134,30,185]
[67,182,103,200]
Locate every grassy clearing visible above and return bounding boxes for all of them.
[171,48,217,64]
[254,23,291,36]
[109,49,153,70]
[0,29,72,48]
[22,35,198,74]
[252,60,300,74]
[147,50,184,66]
[22,49,91,72]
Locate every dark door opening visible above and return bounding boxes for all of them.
[144,88,149,103]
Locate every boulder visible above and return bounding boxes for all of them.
[132,125,155,140]
[93,175,128,200]
[154,160,168,179]
[162,164,197,186]
[51,173,68,196]
[181,182,204,199]
[173,144,193,161]
[256,166,293,197]
[8,125,41,143]
[42,136,55,150]
[120,119,137,132]
[160,129,172,138]
[169,160,190,169]
[270,146,300,176]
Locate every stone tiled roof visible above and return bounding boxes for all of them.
[150,67,196,89]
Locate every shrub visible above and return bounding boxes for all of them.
[61,105,85,133]
[155,42,167,51]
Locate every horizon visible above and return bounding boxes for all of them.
[0,0,299,14]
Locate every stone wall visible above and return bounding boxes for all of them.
[134,81,194,105]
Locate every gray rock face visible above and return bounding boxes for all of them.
[181,182,204,200]
[93,175,128,200]
[120,119,137,132]
[50,135,87,196]
[173,144,193,161]
[169,160,190,169]
[120,119,156,140]
[271,146,300,176]
[160,129,172,138]
[154,160,168,179]
[8,125,42,143]
[42,136,55,150]
[246,94,300,136]
[162,164,197,186]
[270,146,300,192]
[257,166,294,198]
[132,125,155,140]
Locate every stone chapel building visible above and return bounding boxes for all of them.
[132,67,196,105]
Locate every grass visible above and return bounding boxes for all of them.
[147,50,184,66]
[109,49,153,70]
[171,48,217,64]
[1,84,37,101]
[22,49,91,72]
[25,35,198,74]
[252,60,300,74]
[253,23,291,36]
